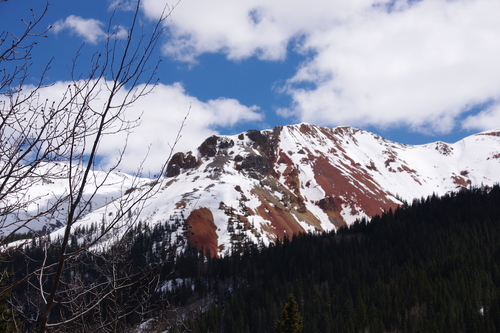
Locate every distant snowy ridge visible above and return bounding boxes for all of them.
[1,162,141,236]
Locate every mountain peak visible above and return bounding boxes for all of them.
[147,124,500,256]
[19,124,500,257]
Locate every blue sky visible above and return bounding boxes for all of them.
[2,0,500,173]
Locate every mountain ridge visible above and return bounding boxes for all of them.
[7,124,500,257]
[147,123,500,256]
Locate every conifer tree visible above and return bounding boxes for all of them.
[275,294,303,333]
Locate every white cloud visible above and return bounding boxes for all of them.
[143,0,373,62]
[2,82,261,175]
[141,0,500,134]
[52,15,127,44]
[282,0,500,133]
[52,15,106,44]
[97,82,262,174]
[462,101,500,131]
[108,0,138,11]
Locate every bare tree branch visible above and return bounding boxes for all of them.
[1,0,187,332]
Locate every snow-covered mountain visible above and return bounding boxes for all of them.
[0,162,139,236]
[8,124,500,256]
[154,124,500,256]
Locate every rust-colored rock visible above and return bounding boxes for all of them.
[256,201,304,240]
[185,208,219,257]
[312,155,398,227]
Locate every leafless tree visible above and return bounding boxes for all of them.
[0,1,183,332]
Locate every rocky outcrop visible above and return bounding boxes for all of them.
[166,152,200,177]
[235,128,281,178]
[198,135,234,157]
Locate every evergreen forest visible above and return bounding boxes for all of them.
[2,185,500,332]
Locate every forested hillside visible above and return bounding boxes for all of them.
[175,185,500,332]
[2,185,500,332]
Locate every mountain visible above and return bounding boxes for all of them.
[8,124,500,256]
[156,124,500,256]
[1,162,139,236]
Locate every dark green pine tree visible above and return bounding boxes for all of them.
[275,294,303,333]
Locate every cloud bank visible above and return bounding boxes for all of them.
[98,83,262,174]
[142,0,500,134]
[4,82,261,174]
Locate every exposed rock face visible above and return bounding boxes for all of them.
[185,208,218,257]
[236,128,281,178]
[316,196,345,228]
